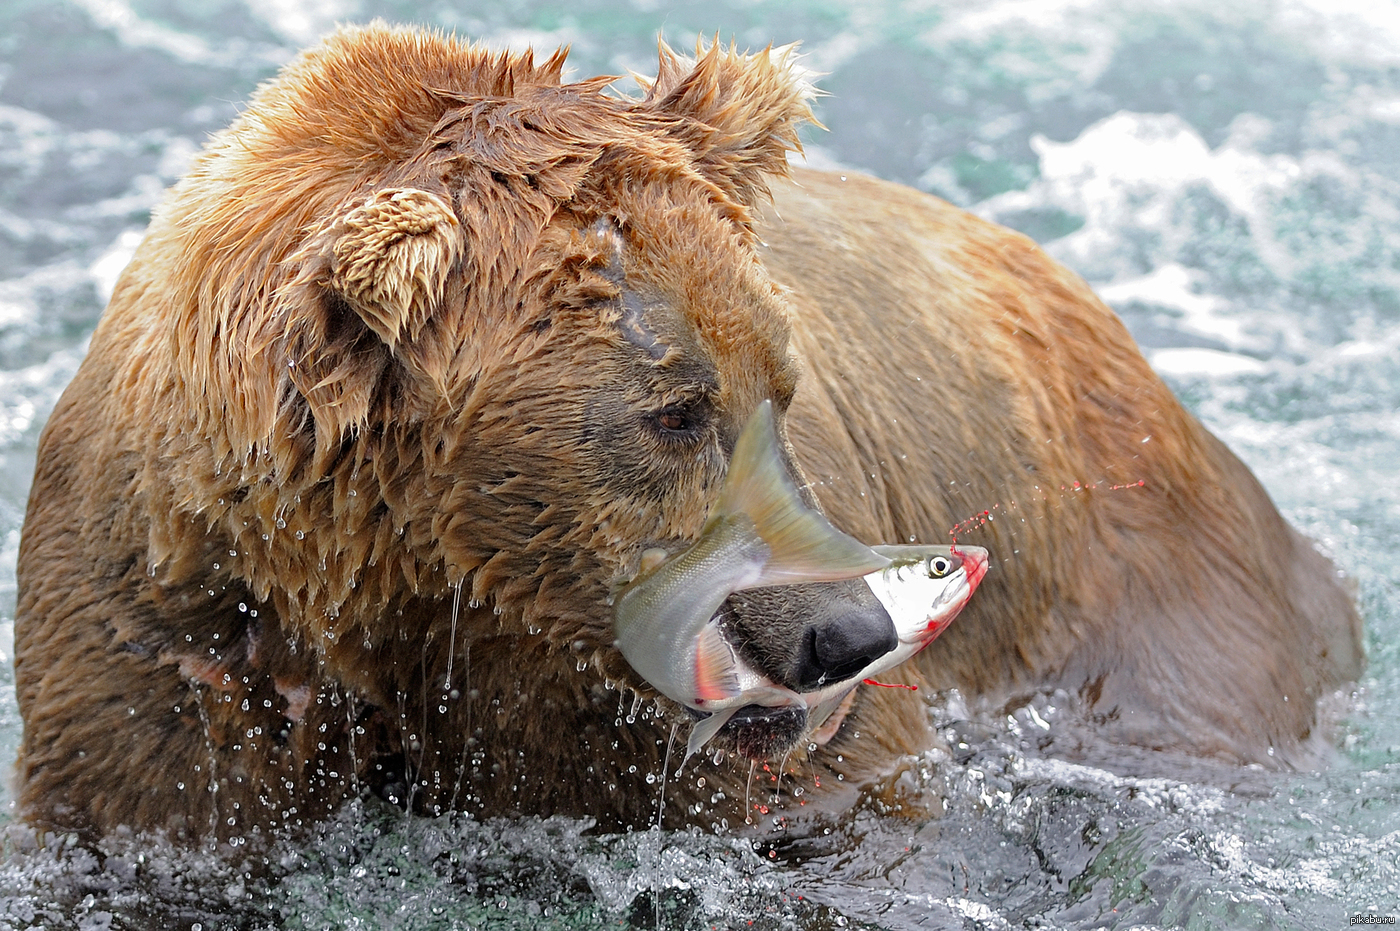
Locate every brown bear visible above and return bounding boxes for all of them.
[13,23,1362,842]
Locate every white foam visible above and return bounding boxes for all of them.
[985,112,1300,273]
[243,0,357,47]
[920,0,1119,95]
[1098,262,1245,343]
[91,230,146,306]
[71,0,221,65]
[1149,347,1268,376]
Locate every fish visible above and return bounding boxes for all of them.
[612,399,891,718]
[611,400,991,761]
[678,542,989,758]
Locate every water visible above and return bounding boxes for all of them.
[1,0,1398,927]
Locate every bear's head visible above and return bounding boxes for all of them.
[144,23,896,768]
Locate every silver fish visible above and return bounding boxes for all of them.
[612,400,891,720]
[612,401,991,761]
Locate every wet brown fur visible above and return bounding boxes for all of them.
[14,23,1361,841]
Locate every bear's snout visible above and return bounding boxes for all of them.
[794,601,898,689]
[721,579,897,693]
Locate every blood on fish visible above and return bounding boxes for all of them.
[862,678,918,691]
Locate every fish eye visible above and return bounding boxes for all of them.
[926,555,954,578]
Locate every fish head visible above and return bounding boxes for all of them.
[869,543,990,646]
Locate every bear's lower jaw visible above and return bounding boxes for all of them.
[718,704,808,759]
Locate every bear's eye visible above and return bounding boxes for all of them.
[926,555,954,578]
[650,402,708,442]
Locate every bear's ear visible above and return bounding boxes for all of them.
[325,188,463,351]
[270,185,464,455]
[642,39,819,209]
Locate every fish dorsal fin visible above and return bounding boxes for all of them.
[713,400,889,586]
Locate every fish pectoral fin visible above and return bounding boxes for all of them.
[683,707,738,765]
[716,400,890,586]
[694,622,741,702]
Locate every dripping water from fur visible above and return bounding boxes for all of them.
[449,641,472,813]
[651,721,679,931]
[186,681,222,839]
[744,759,759,825]
[445,578,462,692]
[341,686,362,799]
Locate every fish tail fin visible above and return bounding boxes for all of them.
[694,623,740,702]
[716,400,889,586]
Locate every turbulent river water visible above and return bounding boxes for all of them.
[1,1,1398,928]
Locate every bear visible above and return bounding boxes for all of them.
[13,23,1362,843]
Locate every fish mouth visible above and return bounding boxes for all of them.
[958,545,990,591]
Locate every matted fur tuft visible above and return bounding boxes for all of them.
[640,38,818,209]
[326,188,464,351]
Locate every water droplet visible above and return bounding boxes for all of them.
[295,530,305,540]
[276,518,286,529]
[238,602,247,613]
[645,772,656,784]
[213,562,220,570]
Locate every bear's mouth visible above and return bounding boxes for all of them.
[689,681,862,761]
[708,703,809,759]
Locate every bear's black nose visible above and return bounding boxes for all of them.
[794,602,898,689]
